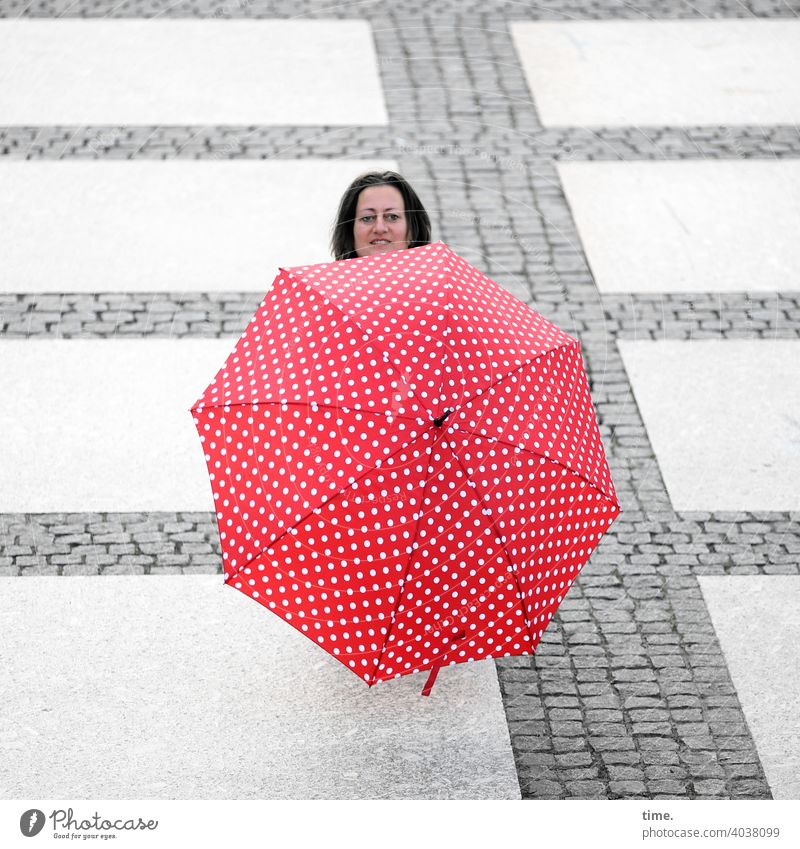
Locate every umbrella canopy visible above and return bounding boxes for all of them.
[190,241,620,695]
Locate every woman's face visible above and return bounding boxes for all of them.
[352,185,409,258]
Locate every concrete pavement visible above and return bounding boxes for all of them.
[0,576,520,800]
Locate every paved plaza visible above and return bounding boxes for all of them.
[1,0,799,801]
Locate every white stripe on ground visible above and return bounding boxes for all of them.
[557,160,800,294]
[0,159,397,293]
[698,576,800,800]
[0,575,521,799]
[617,339,800,513]
[0,340,236,512]
[511,20,800,126]
[0,19,388,125]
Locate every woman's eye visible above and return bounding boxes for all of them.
[359,214,401,223]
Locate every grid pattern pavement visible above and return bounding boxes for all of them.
[2,0,799,799]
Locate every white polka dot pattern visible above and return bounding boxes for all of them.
[191,241,621,688]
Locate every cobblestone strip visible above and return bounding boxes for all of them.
[3,291,798,339]
[0,0,797,20]
[0,125,394,159]
[497,568,773,799]
[1,510,797,579]
[0,292,263,338]
[0,513,220,575]
[2,126,800,160]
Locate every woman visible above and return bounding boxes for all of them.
[330,170,432,261]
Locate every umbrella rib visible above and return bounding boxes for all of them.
[446,446,538,653]
[447,341,619,506]
[191,397,424,425]
[369,430,444,686]
[435,267,454,414]
[447,425,620,509]
[283,498,620,667]
[223,421,443,585]
[289,273,437,420]
[448,343,571,414]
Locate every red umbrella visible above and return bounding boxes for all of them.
[190,241,620,696]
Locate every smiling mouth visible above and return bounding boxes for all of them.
[371,240,391,245]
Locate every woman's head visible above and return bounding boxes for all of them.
[330,170,431,260]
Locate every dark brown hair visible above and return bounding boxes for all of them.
[330,170,431,261]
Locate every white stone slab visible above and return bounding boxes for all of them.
[617,340,800,512]
[557,160,800,294]
[511,20,800,126]
[698,576,800,800]
[0,575,520,800]
[0,19,387,125]
[0,159,396,293]
[0,340,236,513]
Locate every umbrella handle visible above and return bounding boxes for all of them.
[421,663,440,697]
[421,629,465,697]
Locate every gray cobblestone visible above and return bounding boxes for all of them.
[693,779,729,795]
[650,780,689,795]
[610,780,648,795]
[566,779,606,797]
[519,778,562,797]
